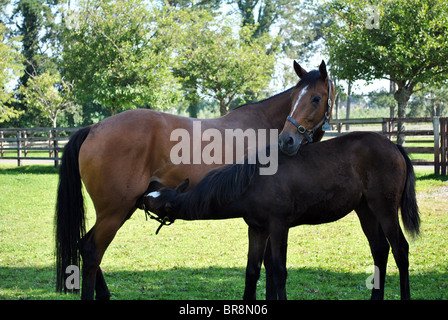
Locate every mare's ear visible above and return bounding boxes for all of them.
[319,60,328,81]
[175,178,189,193]
[293,60,307,79]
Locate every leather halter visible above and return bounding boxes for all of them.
[286,80,332,143]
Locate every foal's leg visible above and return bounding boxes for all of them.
[268,225,289,300]
[382,222,410,300]
[355,201,390,300]
[243,227,269,300]
[368,199,411,300]
[263,240,277,300]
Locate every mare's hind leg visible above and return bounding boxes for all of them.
[355,200,390,300]
[80,228,112,300]
[80,205,136,300]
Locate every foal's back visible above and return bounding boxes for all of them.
[251,132,407,227]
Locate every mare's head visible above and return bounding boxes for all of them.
[143,179,189,222]
[278,60,334,156]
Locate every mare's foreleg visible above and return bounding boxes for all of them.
[243,227,269,300]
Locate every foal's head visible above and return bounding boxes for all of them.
[278,60,334,156]
[143,179,189,221]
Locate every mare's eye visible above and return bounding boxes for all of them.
[311,95,321,104]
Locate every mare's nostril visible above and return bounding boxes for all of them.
[287,136,294,146]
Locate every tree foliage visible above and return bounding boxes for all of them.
[174,10,277,115]
[0,23,23,123]
[12,0,64,86]
[62,0,183,115]
[19,71,77,127]
[324,0,448,144]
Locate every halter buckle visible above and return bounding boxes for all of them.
[297,125,306,134]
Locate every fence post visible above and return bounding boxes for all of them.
[52,128,59,168]
[48,130,53,158]
[23,130,28,158]
[0,131,4,158]
[433,117,440,175]
[441,118,448,176]
[381,118,392,140]
[17,130,22,167]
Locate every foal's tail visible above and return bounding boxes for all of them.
[55,126,91,292]
[397,144,421,238]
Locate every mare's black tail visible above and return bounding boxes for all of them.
[55,127,91,292]
[397,144,421,238]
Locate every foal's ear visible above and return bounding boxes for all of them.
[164,202,173,213]
[319,60,328,81]
[146,180,164,193]
[293,60,307,79]
[175,178,189,193]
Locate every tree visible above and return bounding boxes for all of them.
[325,0,448,145]
[19,71,77,127]
[62,0,182,115]
[408,86,448,117]
[367,88,396,111]
[0,23,23,123]
[12,0,64,86]
[175,14,277,116]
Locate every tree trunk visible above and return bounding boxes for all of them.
[389,79,396,118]
[335,91,340,120]
[219,100,228,116]
[393,86,412,146]
[345,80,352,131]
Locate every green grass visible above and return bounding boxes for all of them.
[0,164,447,300]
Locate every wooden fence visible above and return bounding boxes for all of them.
[0,128,77,167]
[325,117,448,175]
[1,117,447,175]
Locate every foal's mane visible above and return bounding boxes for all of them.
[179,154,264,218]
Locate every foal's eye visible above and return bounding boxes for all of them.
[311,95,321,104]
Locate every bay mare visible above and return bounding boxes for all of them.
[55,61,335,299]
[145,132,421,300]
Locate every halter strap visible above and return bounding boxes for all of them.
[286,79,332,144]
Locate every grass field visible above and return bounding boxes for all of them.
[0,164,447,300]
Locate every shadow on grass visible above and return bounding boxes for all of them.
[0,165,59,175]
[1,265,446,300]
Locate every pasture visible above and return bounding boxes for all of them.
[0,164,447,300]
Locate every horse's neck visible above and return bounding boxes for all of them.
[225,87,293,130]
[174,192,240,221]
[259,87,294,127]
